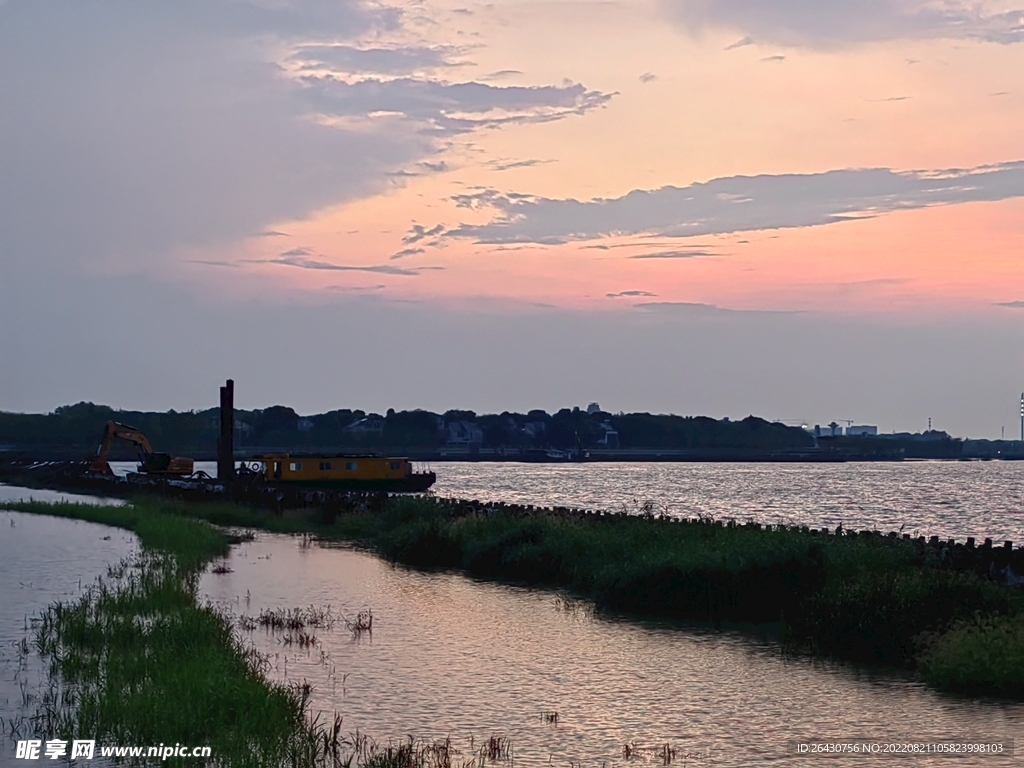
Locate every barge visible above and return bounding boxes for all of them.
[258,453,436,492]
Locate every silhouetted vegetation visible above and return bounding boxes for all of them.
[0,401,816,458]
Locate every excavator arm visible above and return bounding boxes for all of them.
[93,422,154,464]
[89,421,193,476]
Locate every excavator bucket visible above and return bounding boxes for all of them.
[89,460,115,475]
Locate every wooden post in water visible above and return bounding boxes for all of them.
[218,379,235,483]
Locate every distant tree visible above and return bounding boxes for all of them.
[383,409,442,448]
[443,409,477,423]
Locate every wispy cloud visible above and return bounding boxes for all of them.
[639,72,658,82]
[487,158,553,172]
[996,300,1024,308]
[403,223,445,245]
[289,44,465,75]
[725,36,755,49]
[482,69,523,80]
[255,254,437,276]
[443,161,1024,244]
[326,284,387,292]
[186,259,242,268]
[607,290,657,298]
[668,0,1024,48]
[390,246,425,260]
[300,76,614,137]
[581,241,718,251]
[628,249,717,259]
[635,301,797,316]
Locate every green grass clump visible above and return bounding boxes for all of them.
[792,569,1008,666]
[10,499,341,767]
[34,558,310,765]
[6,500,229,571]
[917,614,1024,697]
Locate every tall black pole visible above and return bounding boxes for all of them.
[219,379,235,482]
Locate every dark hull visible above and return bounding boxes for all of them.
[274,472,436,492]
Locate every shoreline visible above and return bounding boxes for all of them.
[7,494,1024,701]
[8,448,1024,463]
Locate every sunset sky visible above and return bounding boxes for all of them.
[2,0,1023,436]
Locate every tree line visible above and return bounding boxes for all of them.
[0,401,815,456]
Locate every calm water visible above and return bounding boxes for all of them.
[201,531,1024,767]
[0,509,137,765]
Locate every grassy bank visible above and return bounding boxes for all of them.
[7,500,343,767]
[350,497,1011,669]
[9,495,1023,700]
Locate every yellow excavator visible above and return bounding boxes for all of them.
[89,421,194,476]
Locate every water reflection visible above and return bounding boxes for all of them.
[430,462,1024,542]
[107,460,1024,540]
[0,511,137,764]
[202,532,1024,767]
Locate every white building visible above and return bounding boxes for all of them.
[447,420,484,446]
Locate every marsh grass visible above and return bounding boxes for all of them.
[255,606,338,632]
[342,610,373,638]
[917,614,1024,697]
[9,499,358,766]
[363,497,1014,676]
[31,553,319,765]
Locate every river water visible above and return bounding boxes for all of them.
[428,461,1024,543]
[0,504,137,765]
[109,459,1024,542]
[200,531,1024,767]
[5,461,1024,765]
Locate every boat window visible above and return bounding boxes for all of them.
[289,462,302,471]
[390,461,402,471]
[319,462,332,471]
[345,461,358,471]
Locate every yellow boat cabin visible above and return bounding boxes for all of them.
[258,453,435,492]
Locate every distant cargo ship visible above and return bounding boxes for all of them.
[258,454,436,492]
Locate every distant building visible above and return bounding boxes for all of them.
[343,417,384,435]
[598,422,619,448]
[447,420,484,446]
[297,418,314,433]
[587,402,601,415]
[846,425,878,437]
[814,423,843,438]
